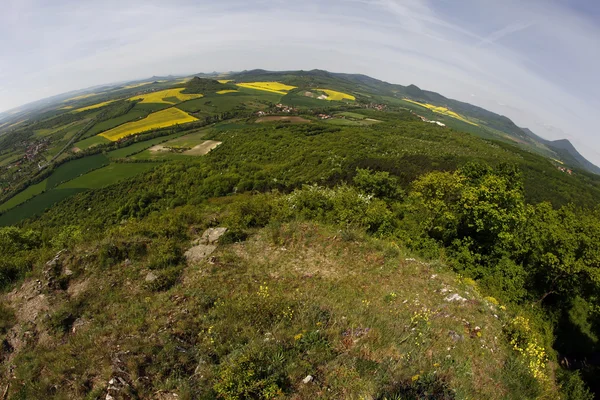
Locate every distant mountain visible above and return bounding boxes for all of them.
[521,127,600,174]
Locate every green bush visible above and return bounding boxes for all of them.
[213,345,289,400]
[147,239,183,270]
[558,370,594,400]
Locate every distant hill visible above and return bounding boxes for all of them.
[521,127,600,174]
[229,69,599,174]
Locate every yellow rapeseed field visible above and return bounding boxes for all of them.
[317,89,356,101]
[217,79,233,84]
[128,88,203,104]
[403,99,479,126]
[216,90,238,94]
[235,82,296,95]
[74,100,117,113]
[99,108,198,141]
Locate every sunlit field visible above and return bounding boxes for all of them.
[99,107,197,141]
[129,88,203,104]
[403,99,479,126]
[236,81,296,94]
[317,88,356,101]
[73,100,117,112]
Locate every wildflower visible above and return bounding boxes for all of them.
[412,374,420,382]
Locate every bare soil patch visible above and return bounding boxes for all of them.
[149,144,169,153]
[183,140,222,156]
[255,116,311,124]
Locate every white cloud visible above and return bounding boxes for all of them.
[0,0,599,165]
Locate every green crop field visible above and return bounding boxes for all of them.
[57,163,156,189]
[107,132,183,159]
[0,188,85,226]
[46,154,109,189]
[0,179,48,213]
[74,135,111,149]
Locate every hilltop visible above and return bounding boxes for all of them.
[0,69,599,399]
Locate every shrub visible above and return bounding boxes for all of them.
[214,345,289,400]
[147,239,183,270]
[557,370,594,400]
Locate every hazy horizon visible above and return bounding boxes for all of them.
[1,0,600,165]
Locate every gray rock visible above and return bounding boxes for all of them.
[184,244,217,264]
[302,375,314,384]
[448,330,464,342]
[445,293,467,302]
[145,272,158,282]
[200,227,228,245]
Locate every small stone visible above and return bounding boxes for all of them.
[64,268,73,276]
[448,331,464,342]
[445,293,467,302]
[302,375,314,384]
[145,272,158,282]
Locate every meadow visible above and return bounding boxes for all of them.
[155,128,209,148]
[99,108,197,141]
[106,132,183,159]
[128,88,203,104]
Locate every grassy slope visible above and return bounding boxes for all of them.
[1,215,550,399]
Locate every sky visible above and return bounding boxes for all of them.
[1,0,600,164]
